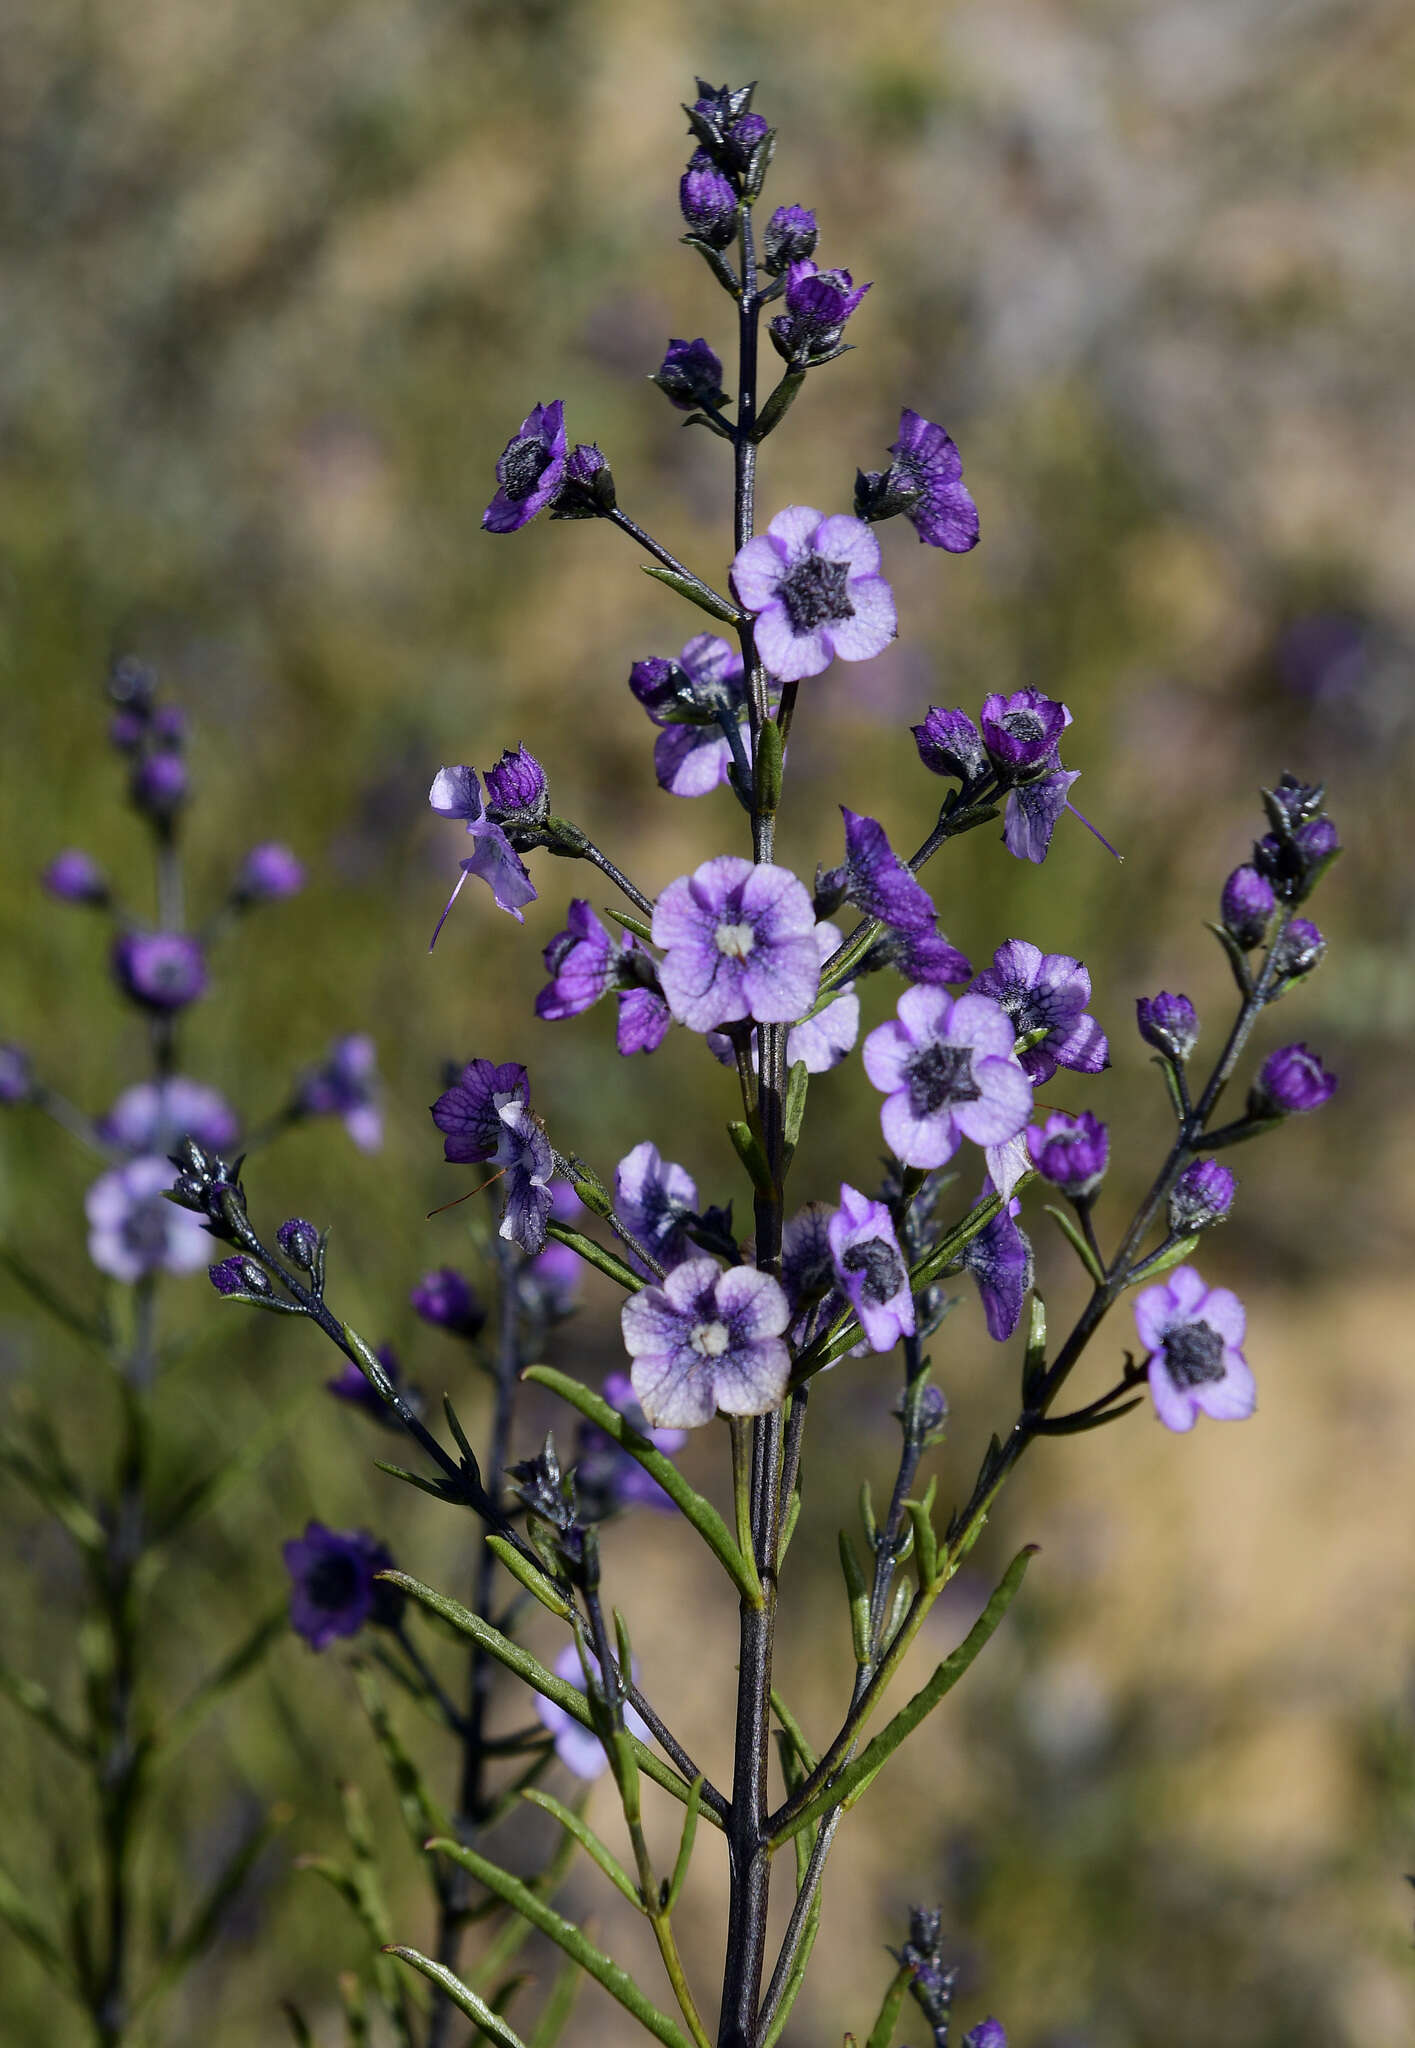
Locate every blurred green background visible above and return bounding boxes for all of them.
[3,0,1414,2041]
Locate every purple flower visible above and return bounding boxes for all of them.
[652,857,819,1032]
[483,745,549,826]
[482,400,568,534]
[575,1371,688,1519]
[1136,992,1199,1064]
[43,850,109,906]
[1026,1111,1109,1197]
[535,1643,651,1779]
[781,1201,847,1348]
[283,1522,400,1650]
[1168,1159,1235,1234]
[1134,1266,1255,1434]
[868,925,973,989]
[621,1258,792,1427]
[652,337,727,414]
[827,1186,915,1353]
[428,765,537,939]
[959,1185,1033,1341]
[963,2022,1007,2047]
[824,810,935,934]
[111,931,208,1012]
[297,1034,382,1151]
[913,706,990,788]
[551,443,615,520]
[863,988,1033,1188]
[762,203,818,274]
[770,259,871,362]
[85,1155,213,1283]
[877,409,980,552]
[535,900,668,1053]
[784,922,859,1073]
[277,1217,321,1269]
[731,508,896,681]
[680,151,738,247]
[980,690,1071,773]
[615,1141,698,1273]
[1255,1043,1337,1114]
[130,750,188,819]
[1220,865,1275,950]
[0,1045,32,1105]
[411,1267,485,1338]
[1270,917,1326,981]
[208,1254,270,1299]
[430,1058,552,1254]
[1001,767,1081,863]
[630,634,749,798]
[100,1077,240,1156]
[235,842,305,904]
[616,986,672,1057]
[971,940,1108,1085]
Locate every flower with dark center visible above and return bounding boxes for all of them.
[971,940,1108,1085]
[980,689,1070,774]
[282,1523,400,1650]
[1168,1159,1235,1234]
[43,849,109,906]
[1134,1266,1254,1433]
[1253,1043,1337,1114]
[85,1156,213,1283]
[483,400,568,533]
[863,987,1032,1187]
[621,1258,792,1427]
[1026,1111,1109,1198]
[296,1034,382,1151]
[652,857,820,1032]
[731,506,896,681]
[615,1141,698,1274]
[629,633,748,798]
[827,1185,914,1352]
[112,931,208,1012]
[428,764,537,936]
[1136,991,1199,1064]
[101,1077,240,1156]
[430,1057,553,1254]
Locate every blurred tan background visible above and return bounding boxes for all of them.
[3,0,1414,2042]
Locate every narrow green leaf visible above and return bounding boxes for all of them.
[905,1500,938,1591]
[753,716,784,812]
[281,2001,316,2046]
[163,1606,287,1751]
[1122,1232,1201,1287]
[386,1949,529,2048]
[340,1782,412,2038]
[527,1955,584,2048]
[521,1788,640,1906]
[865,1963,912,2048]
[543,1222,642,1294]
[523,1368,761,1609]
[486,1535,573,1618]
[777,1485,802,1562]
[0,1433,104,1551]
[640,562,742,626]
[0,1858,78,1997]
[380,1570,720,1826]
[1205,919,1255,999]
[1043,1205,1106,1287]
[295,1854,361,1915]
[429,1838,693,2048]
[759,1885,821,2048]
[910,1182,1026,1294]
[663,1776,704,1913]
[772,1547,1038,1845]
[0,1661,89,1760]
[782,1060,809,1155]
[605,907,654,945]
[372,1459,462,1504]
[726,1119,774,1196]
[470,1817,581,1993]
[353,1667,447,1851]
[1021,1294,1048,1406]
[838,1530,872,1665]
[769,1691,818,1774]
[751,367,807,443]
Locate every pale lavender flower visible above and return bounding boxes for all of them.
[963,2021,1007,2047]
[630,634,748,798]
[621,1258,792,1427]
[428,764,536,940]
[971,940,1108,1085]
[616,986,672,1056]
[85,1155,213,1283]
[535,1643,651,1779]
[863,988,1033,1184]
[483,400,567,533]
[784,922,859,1073]
[100,1077,240,1156]
[652,857,819,1032]
[615,1141,698,1273]
[827,1185,914,1352]
[297,1034,382,1151]
[1134,1266,1255,1434]
[731,507,896,682]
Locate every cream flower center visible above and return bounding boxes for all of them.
[688,1319,730,1359]
[715,920,756,960]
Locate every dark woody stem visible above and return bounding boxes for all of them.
[605,506,739,621]
[546,819,656,918]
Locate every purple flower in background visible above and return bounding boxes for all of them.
[963,2022,1007,2047]
[1136,992,1199,1064]
[887,409,980,551]
[483,745,549,828]
[770,259,871,360]
[913,705,989,788]
[732,508,896,681]
[621,1258,792,1427]
[521,1186,584,1320]
[428,765,536,940]
[959,1185,1033,1342]
[680,151,738,247]
[653,857,819,1032]
[1220,865,1276,950]
[130,750,188,819]
[616,1141,698,1273]
[43,850,109,906]
[297,1034,382,1151]
[1255,1043,1337,1113]
[483,399,567,533]
[100,1077,240,1156]
[112,931,208,1012]
[971,941,1108,1085]
[828,1186,914,1352]
[575,1371,688,1519]
[0,1045,32,1105]
[234,842,305,904]
[1134,1266,1255,1434]
[863,988,1033,1181]
[1026,1111,1109,1198]
[1168,1159,1236,1234]
[762,203,817,274]
[535,1644,651,1779]
[283,1523,400,1650]
[411,1268,485,1338]
[652,337,728,414]
[825,810,935,933]
[85,1155,213,1283]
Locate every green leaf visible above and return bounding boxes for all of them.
[353,1666,448,1851]
[339,1782,412,2040]
[543,1222,642,1294]
[281,2001,316,2046]
[838,1530,872,1664]
[753,716,784,812]
[769,1691,818,1775]
[663,1776,705,1913]
[469,1816,582,1993]
[782,1060,809,1158]
[0,1429,104,1552]
[380,1571,719,1825]
[141,1807,289,2008]
[163,1606,288,1752]
[726,1119,774,1197]
[864,1963,912,2048]
[521,1788,640,1906]
[0,1857,78,1998]
[385,1950,529,2048]
[751,367,807,443]
[905,1499,938,1591]
[523,1368,762,1609]
[772,1547,1038,1845]
[640,563,742,627]
[429,1839,693,2048]
[486,1535,573,1618]
[1123,1232,1201,1288]
[1021,1294,1048,1407]
[527,1956,584,2048]
[604,907,654,945]
[0,1660,89,1760]
[1043,1205,1106,1288]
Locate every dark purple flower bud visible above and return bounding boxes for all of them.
[1294,815,1339,866]
[108,709,147,751]
[207,1255,271,1298]
[687,79,757,149]
[1266,774,1326,828]
[0,1044,32,1105]
[725,111,769,163]
[150,704,186,747]
[410,1267,485,1338]
[679,152,738,248]
[1136,991,1198,1063]
[130,750,189,819]
[894,1906,957,2033]
[282,1522,400,1650]
[1220,865,1275,949]
[963,2022,1007,2048]
[913,705,989,786]
[277,1217,321,1270]
[43,849,110,906]
[652,337,728,414]
[770,260,871,363]
[762,204,818,275]
[1270,916,1326,981]
[483,400,568,534]
[112,931,208,1012]
[108,655,156,717]
[296,1034,382,1151]
[483,744,549,831]
[1253,808,1339,902]
[628,656,689,721]
[549,441,616,520]
[979,689,1071,774]
[1168,1159,1235,1234]
[1254,1043,1337,1114]
[1026,1111,1109,1197]
[236,842,305,903]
